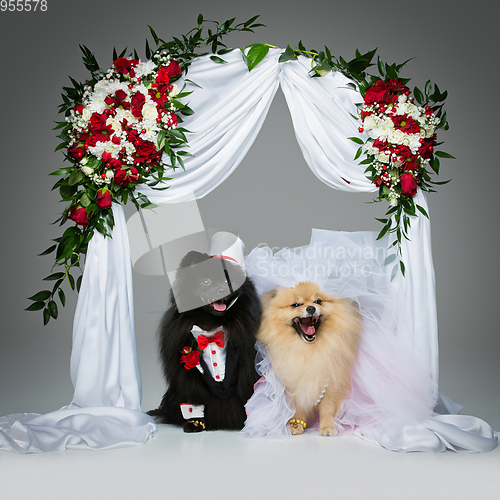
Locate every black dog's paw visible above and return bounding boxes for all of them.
[183,418,206,433]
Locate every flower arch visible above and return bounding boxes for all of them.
[3,18,497,454]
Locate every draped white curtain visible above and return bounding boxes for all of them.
[0,49,496,453]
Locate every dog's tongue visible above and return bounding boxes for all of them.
[303,325,316,336]
[301,317,315,336]
[212,300,227,312]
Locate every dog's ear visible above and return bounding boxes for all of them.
[261,288,278,307]
[179,250,209,268]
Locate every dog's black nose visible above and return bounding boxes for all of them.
[306,306,316,315]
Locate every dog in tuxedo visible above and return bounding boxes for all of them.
[148,236,261,432]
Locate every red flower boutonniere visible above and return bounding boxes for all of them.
[180,346,204,373]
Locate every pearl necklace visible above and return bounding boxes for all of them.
[315,380,329,405]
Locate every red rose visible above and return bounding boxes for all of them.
[400,173,417,197]
[364,80,389,106]
[68,205,89,226]
[135,139,156,157]
[165,60,182,78]
[180,348,201,370]
[397,146,413,160]
[102,151,121,169]
[105,89,129,109]
[404,160,419,172]
[114,167,139,187]
[155,66,171,86]
[131,92,145,109]
[97,188,113,208]
[418,135,437,160]
[113,57,139,77]
[68,143,86,160]
[125,128,139,143]
[374,177,383,187]
[74,105,84,114]
[130,93,146,120]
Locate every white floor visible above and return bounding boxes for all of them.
[1,424,499,500]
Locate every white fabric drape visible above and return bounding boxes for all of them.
[280,57,439,394]
[0,49,496,453]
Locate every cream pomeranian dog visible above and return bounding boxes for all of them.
[257,282,362,436]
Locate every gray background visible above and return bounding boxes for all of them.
[0,0,498,431]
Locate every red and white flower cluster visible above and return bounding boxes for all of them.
[66,53,182,224]
[359,79,439,205]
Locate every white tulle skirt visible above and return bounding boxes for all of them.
[242,229,498,453]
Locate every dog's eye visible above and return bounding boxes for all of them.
[291,303,301,308]
[202,279,211,286]
[314,299,322,305]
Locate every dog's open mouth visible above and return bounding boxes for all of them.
[208,298,227,312]
[293,315,321,343]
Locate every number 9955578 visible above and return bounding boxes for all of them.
[1,0,47,11]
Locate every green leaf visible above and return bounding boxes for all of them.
[376,224,390,240]
[348,136,365,145]
[76,275,83,293]
[43,308,51,326]
[413,86,424,105]
[312,59,332,76]
[354,146,363,160]
[43,272,65,281]
[431,179,452,185]
[25,301,45,312]
[197,13,204,25]
[48,300,58,319]
[80,192,91,207]
[68,170,83,186]
[180,105,194,116]
[416,204,429,218]
[49,167,73,176]
[279,45,298,63]
[435,151,456,159]
[400,260,406,277]
[28,290,52,302]
[245,43,270,71]
[210,55,228,64]
[424,79,432,96]
[67,273,75,291]
[429,156,440,174]
[38,244,57,256]
[377,56,385,77]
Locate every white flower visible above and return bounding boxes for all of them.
[389,129,405,145]
[389,197,399,206]
[377,151,390,163]
[423,125,436,138]
[409,135,422,152]
[142,102,158,121]
[363,115,377,130]
[106,169,115,179]
[115,108,136,125]
[81,166,94,176]
[94,79,111,92]
[82,108,92,122]
[169,83,180,97]
[135,60,156,78]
